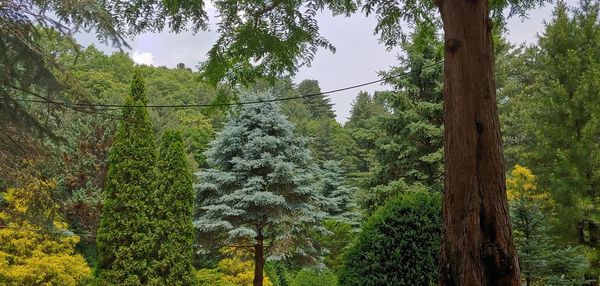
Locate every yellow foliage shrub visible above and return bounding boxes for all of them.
[507,165,553,208]
[0,179,91,285]
[196,256,273,286]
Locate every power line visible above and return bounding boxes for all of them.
[4,60,443,110]
[0,81,126,121]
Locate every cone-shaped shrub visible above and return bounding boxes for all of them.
[95,70,159,285]
[154,130,196,285]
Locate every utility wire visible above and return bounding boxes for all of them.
[4,60,444,110]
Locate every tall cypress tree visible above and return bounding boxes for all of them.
[154,130,196,285]
[95,71,158,285]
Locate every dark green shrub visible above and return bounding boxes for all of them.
[265,262,290,286]
[339,191,441,286]
[291,268,337,286]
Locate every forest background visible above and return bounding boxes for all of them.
[1,0,599,285]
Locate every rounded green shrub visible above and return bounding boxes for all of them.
[291,268,337,286]
[339,191,441,286]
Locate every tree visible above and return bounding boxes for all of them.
[318,160,358,225]
[154,131,196,286]
[197,1,550,283]
[507,165,589,286]
[0,179,91,286]
[501,2,600,280]
[344,91,387,179]
[345,91,387,131]
[5,0,550,283]
[296,80,335,120]
[95,71,159,285]
[359,22,444,213]
[339,191,441,286]
[318,219,354,274]
[195,91,326,286]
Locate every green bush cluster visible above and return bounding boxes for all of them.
[291,268,337,286]
[339,191,441,286]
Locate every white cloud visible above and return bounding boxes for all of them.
[131,51,155,65]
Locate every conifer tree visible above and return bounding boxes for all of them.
[195,91,325,286]
[507,165,589,286]
[360,22,444,213]
[296,80,335,119]
[95,71,159,285]
[155,130,196,285]
[318,160,359,225]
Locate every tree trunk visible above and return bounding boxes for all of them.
[253,230,265,286]
[437,0,521,285]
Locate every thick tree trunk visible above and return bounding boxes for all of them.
[437,0,521,285]
[253,230,265,286]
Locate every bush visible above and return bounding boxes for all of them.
[265,262,290,286]
[196,257,274,286]
[291,268,337,286]
[0,180,91,286]
[319,220,354,274]
[339,191,441,286]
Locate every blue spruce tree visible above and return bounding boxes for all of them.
[195,91,326,286]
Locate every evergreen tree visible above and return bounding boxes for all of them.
[195,91,326,286]
[345,91,387,130]
[95,71,159,285]
[155,130,196,285]
[318,160,358,225]
[359,22,444,213]
[296,80,335,119]
[291,268,337,286]
[507,165,589,286]
[344,91,388,179]
[501,3,600,278]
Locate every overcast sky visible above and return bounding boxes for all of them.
[76,1,577,124]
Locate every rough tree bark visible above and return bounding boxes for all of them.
[436,0,521,285]
[253,230,265,286]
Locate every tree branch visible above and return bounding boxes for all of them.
[254,0,284,18]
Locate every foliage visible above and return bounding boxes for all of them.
[318,220,354,274]
[154,131,196,285]
[291,268,337,286]
[500,2,600,280]
[339,191,441,286]
[296,80,335,120]
[196,268,233,286]
[0,179,91,285]
[94,72,159,285]
[343,91,388,179]
[200,1,358,84]
[318,160,359,225]
[274,79,356,171]
[196,257,274,286]
[265,261,291,286]
[58,114,115,262]
[354,22,444,214]
[508,165,589,286]
[196,91,326,265]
